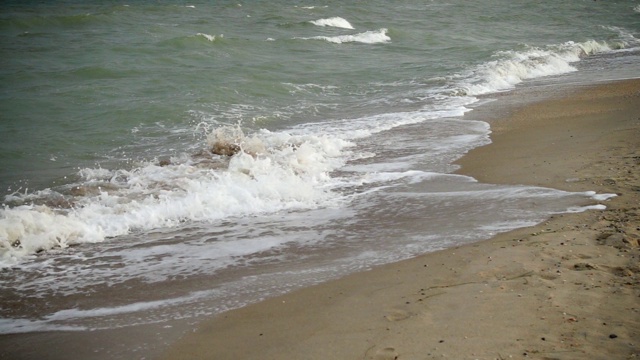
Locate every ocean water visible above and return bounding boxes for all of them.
[0,0,639,350]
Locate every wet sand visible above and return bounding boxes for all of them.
[161,78,640,359]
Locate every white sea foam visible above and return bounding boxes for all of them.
[454,40,618,96]
[351,170,443,186]
[0,318,87,334]
[0,91,488,267]
[479,220,540,233]
[309,17,354,29]
[634,4,640,13]
[196,33,219,42]
[0,288,214,333]
[586,192,617,202]
[562,192,616,212]
[2,30,622,268]
[291,96,478,141]
[2,28,629,270]
[49,294,206,320]
[0,128,353,267]
[299,28,390,44]
[567,204,607,213]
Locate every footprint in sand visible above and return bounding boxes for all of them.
[374,347,399,360]
[384,308,412,322]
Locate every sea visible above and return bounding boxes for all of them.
[1,0,639,358]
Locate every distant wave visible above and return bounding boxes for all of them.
[634,4,640,13]
[295,6,328,10]
[309,17,354,29]
[196,33,220,42]
[160,33,224,48]
[298,28,390,44]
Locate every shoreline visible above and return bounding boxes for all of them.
[161,78,640,359]
[1,79,637,360]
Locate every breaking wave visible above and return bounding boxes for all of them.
[298,28,390,44]
[451,38,633,96]
[196,33,221,42]
[0,127,352,267]
[2,25,636,267]
[309,17,354,29]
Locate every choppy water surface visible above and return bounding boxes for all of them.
[1,0,639,342]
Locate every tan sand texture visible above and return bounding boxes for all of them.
[161,79,640,360]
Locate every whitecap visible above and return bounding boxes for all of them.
[298,28,390,44]
[309,17,354,29]
[196,33,217,42]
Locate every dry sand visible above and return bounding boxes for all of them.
[162,79,640,360]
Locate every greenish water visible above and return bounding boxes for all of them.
[2,1,638,190]
[0,1,638,351]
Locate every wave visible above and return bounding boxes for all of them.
[309,17,354,29]
[196,33,221,42]
[634,4,640,13]
[451,37,633,96]
[601,25,640,48]
[298,28,390,44]
[160,33,224,48]
[0,94,488,268]
[0,127,352,267]
[3,29,620,265]
[3,25,635,267]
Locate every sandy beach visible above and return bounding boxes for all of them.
[161,78,640,360]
